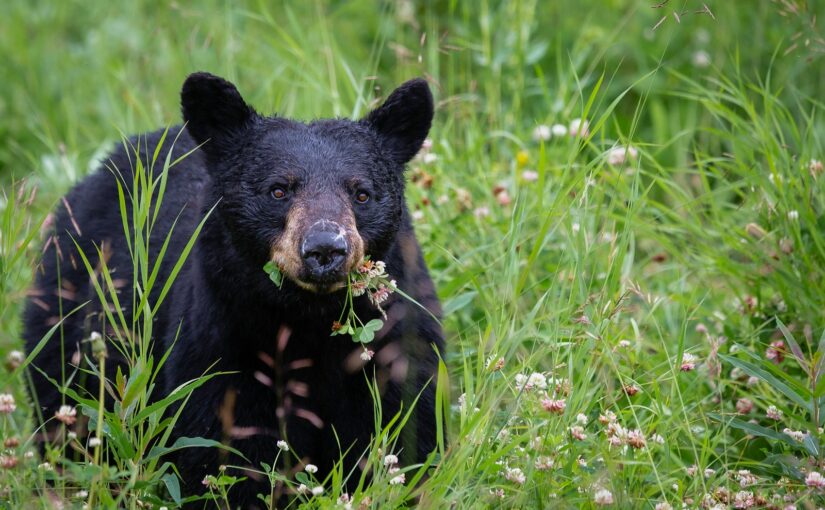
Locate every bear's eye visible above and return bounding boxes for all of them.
[271,187,287,200]
[355,191,370,204]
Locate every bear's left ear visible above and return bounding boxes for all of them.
[362,78,434,165]
[181,72,256,158]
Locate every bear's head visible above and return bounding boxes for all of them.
[181,72,433,294]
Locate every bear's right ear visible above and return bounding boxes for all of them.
[181,72,255,157]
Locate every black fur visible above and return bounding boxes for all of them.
[23,73,444,509]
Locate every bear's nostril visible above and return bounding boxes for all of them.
[301,232,348,275]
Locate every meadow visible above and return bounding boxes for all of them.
[2,0,825,508]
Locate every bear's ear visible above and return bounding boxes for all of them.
[363,78,434,165]
[181,72,255,157]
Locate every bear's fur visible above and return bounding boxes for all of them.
[23,72,444,508]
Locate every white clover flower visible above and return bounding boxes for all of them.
[88,437,101,448]
[806,471,825,489]
[389,473,406,485]
[311,486,324,496]
[605,146,638,166]
[569,118,589,137]
[576,413,589,425]
[766,405,782,420]
[593,488,613,505]
[551,123,567,137]
[304,464,318,474]
[503,467,526,485]
[55,405,77,425]
[383,454,398,467]
[277,440,289,451]
[0,394,16,414]
[532,124,552,141]
[788,210,799,221]
[692,50,711,68]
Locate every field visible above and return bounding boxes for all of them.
[2,0,825,508]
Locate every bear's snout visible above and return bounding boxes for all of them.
[301,221,348,280]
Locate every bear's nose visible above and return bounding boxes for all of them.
[301,230,347,278]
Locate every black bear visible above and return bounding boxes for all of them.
[23,72,444,507]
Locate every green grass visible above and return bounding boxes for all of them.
[2,0,825,508]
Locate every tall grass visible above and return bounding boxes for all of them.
[2,0,825,508]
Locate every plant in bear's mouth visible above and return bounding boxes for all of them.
[262,258,396,346]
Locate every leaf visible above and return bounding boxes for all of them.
[442,291,476,317]
[143,436,247,463]
[709,413,818,457]
[354,319,383,343]
[777,318,808,371]
[720,354,811,411]
[263,261,283,288]
[162,473,181,504]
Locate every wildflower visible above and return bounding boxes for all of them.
[38,462,54,471]
[788,210,799,221]
[369,283,393,307]
[296,484,309,495]
[746,376,759,387]
[535,456,554,470]
[650,433,664,445]
[593,488,613,505]
[686,465,698,477]
[680,352,698,371]
[766,340,784,363]
[605,146,638,166]
[486,356,505,371]
[88,437,101,448]
[515,372,547,391]
[277,440,289,452]
[745,223,767,240]
[733,490,754,509]
[76,490,88,499]
[692,50,711,68]
[550,123,567,137]
[617,340,632,349]
[411,210,424,221]
[704,468,716,478]
[504,467,525,485]
[5,351,24,371]
[311,486,324,496]
[495,189,511,207]
[599,410,617,424]
[383,454,398,467]
[737,469,757,487]
[202,475,217,489]
[805,471,825,489]
[736,398,753,415]
[305,464,318,474]
[3,437,18,448]
[576,413,589,425]
[455,188,472,210]
[473,206,490,218]
[338,493,352,506]
[389,473,406,485]
[0,394,15,414]
[521,170,539,181]
[570,426,587,441]
[360,349,374,362]
[626,429,646,449]
[779,237,793,255]
[622,384,640,396]
[810,159,824,177]
[532,125,551,141]
[783,428,806,441]
[695,323,708,334]
[55,405,77,425]
[0,455,17,469]
[516,151,529,167]
[654,503,673,510]
[766,405,783,420]
[569,118,590,138]
[542,398,566,414]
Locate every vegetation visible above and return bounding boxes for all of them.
[2,0,825,507]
